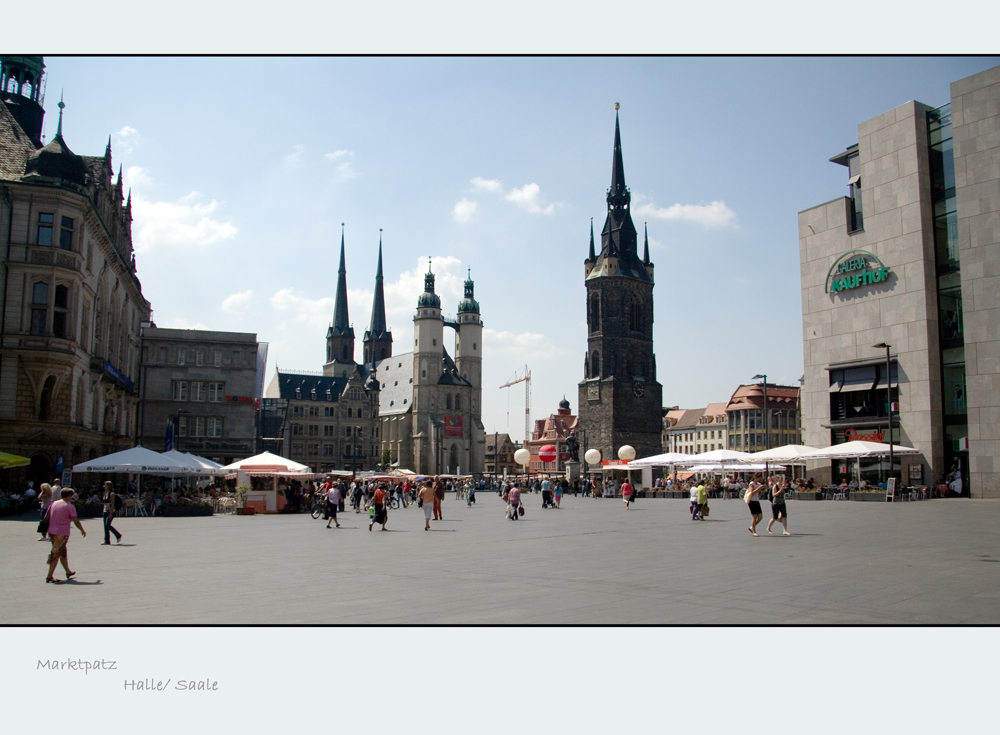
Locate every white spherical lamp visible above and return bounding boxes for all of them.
[514,448,531,466]
[618,445,636,461]
[585,448,602,466]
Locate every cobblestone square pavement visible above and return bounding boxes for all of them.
[3,494,1000,624]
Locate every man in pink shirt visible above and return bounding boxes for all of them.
[44,488,86,583]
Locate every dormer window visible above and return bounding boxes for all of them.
[295,388,301,399]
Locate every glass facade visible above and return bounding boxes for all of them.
[929,103,968,490]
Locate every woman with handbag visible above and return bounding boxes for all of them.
[508,482,521,520]
[37,483,53,540]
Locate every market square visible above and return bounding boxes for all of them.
[3,494,999,624]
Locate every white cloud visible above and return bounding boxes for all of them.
[131,192,237,253]
[453,198,477,222]
[383,256,464,326]
[112,125,139,155]
[633,198,738,228]
[270,289,336,329]
[505,182,554,215]
[125,165,152,189]
[484,327,566,360]
[221,290,253,315]
[283,145,304,166]
[324,150,357,180]
[471,177,503,192]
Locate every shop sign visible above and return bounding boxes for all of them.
[102,359,133,390]
[224,395,254,403]
[825,249,891,294]
[845,428,884,442]
[602,459,631,467]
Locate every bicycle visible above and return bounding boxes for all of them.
[310,497,327,519]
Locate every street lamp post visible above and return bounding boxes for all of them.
[752,374,769,450]
[873,342,893,483]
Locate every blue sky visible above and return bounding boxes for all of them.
[39,56,999,441]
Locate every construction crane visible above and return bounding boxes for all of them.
[500,365,531,443]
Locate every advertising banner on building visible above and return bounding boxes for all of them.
[444,416,463,437]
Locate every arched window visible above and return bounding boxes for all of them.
[591,351,600,378]
[446,394,452,410]
[342,344,350,361]
[39,376,56,421]
[455,394,461,411]
[589,292,601,333]
[5,77,17,95]
[449,444,459,474]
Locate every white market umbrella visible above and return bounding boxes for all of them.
[162,450,208,473]
[799,441,920,459]
[688,463,785,472]
[219,451,312,473]
[73,446,191,475]
[186,453,224,470]
[739,444,822,465]
[681,449,753,466]
[628,452,691,468]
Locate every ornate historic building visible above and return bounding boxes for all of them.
[577,109,664,463]
[263,231,383,473]
[379,262,485,475]
[1,56,149,484]
[526,397,578,473]
[263,232,486,475]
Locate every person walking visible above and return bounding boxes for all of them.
[689,482,700,519]
[746,474,765,537]
[621,477,634,509]
[43,488,86,583]
[767,479,791,536]
[508,482,521,520]
[325,482,342,528]
[433,477,445,521]
[554,479,563,508]
[370,483,389,531]
[101,481,123,545]
[466,480,475,507]
[696,482,708,520]
[37,483,53,540]
[541,478,552,508]
[419,481,436,530]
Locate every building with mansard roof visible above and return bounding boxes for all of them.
[0,56,150,485]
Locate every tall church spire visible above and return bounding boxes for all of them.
[607,104,629,209]
[332,226,350,333]
[326,224,355,363]
[642,221,650,265]
[587,217,596,261]
[592,105,647,281]
[363,229,392,364]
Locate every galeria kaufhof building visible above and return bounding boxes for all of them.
[799,65,1000,498]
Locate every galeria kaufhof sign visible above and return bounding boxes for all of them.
[825,249,891,294]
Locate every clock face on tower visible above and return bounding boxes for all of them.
[632,382,644,397]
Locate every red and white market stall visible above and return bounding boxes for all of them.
[219,451,324,514]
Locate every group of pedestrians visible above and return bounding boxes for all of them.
[745,474,790,537]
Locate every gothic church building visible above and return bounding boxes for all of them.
[577,110,664,462]
[265,233,485,475]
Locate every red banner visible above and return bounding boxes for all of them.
[444,415,463,437]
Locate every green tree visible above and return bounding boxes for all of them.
[380,448,393,472]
